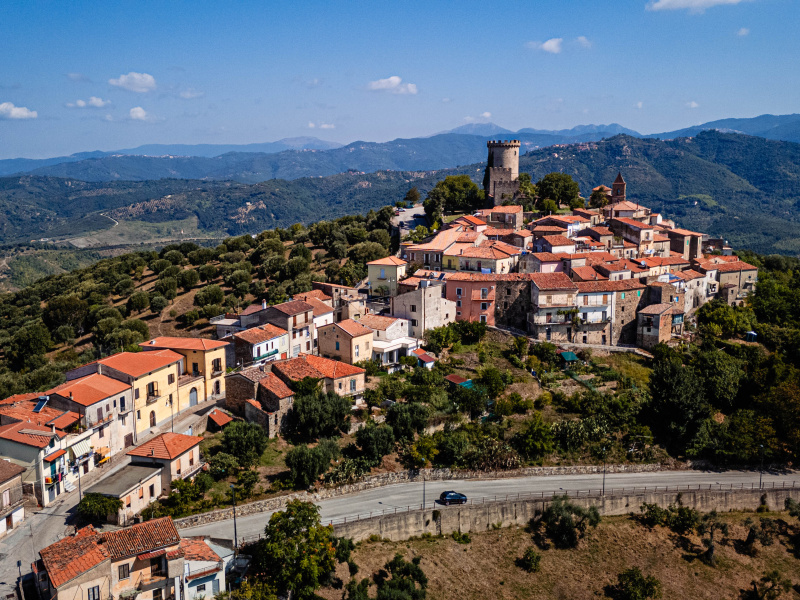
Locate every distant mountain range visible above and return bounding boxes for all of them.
[2,113,800,186]
[3,131,800,255]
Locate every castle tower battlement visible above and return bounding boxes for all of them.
[484,141,521,205]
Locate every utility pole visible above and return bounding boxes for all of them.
[759,445,764,489]
[602,446,607,496]
[230,485,238,554]
[423,477,426,509]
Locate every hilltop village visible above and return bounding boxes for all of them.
[0,140,764,600]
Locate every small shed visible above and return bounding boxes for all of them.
[558,351,579,365]
[444,374,474,389]
[207,409,233,432]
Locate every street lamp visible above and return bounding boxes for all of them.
[601,446,607,496]
[759,444,764,489]
[230,484,238,554]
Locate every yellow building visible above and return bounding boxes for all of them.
[366,256,407,296]
[139,337,227,404]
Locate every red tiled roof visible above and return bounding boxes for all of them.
[305,297,334,317]
[245,398,261,410]
[234,323,288,345]
[0,392,39,405]
[127,432,200,460]
[540,235,574,247]
[357,314,402,331]
[273,354,365,382]
[455,215,486,226]
[47,373,130,407]
[445,272,537,282]
[456,231,481,243]
[0,421,65,448]
[606,200,641,211]
[668,227,703,237]
[575,279,646,293]
[332,319,374,337]
[43,448,67,462]
[612,217,653,230]
[487,205,522,213]
[139,337,228,351]
[293,289,333,303]
[639,303,677,315]
[460,246,512,259]
[270,300,314,316]
[179,537,221,562]
[187,567,222,581]
[99,350,182,378]
[367,256,406,266]
[709,261,758,273]
[571,266,607,281]
[407,228,462,252]
[0,398,79,428]
[415,353,436,363]
[240,302,267,316]
[47,412,80,430]
[398,276,422,289]
[674,269,705,280]
[531,225,568,233]
[530,252,567,262]
[102,516,180,559]
[0,459,25,483]
[587,227,613,236]
[444,374,468,385]
[258,372,294,399]
[575,252,618,265]
[39,526,110,588]
[639,256,690,268]
[531,272,578,291]
[207,409,233,428]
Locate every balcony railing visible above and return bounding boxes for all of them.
[0,485,24,514]
[145,394,160,406]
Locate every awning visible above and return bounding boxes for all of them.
[69,438,92,459]
[137,549,166,560]
[44,449,67,462]
[95,446,110,456]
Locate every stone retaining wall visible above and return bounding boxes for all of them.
[333,487,800,543]
[173,462,669,529]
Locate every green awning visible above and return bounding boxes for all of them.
[560,351,579,362]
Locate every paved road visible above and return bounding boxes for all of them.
[180,469,798,541]
[392,205,426,237]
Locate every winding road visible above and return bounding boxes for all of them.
[179,469,798,541]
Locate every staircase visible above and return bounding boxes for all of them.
[63,479,76,493]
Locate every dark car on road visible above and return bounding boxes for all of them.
[438,491,468,505]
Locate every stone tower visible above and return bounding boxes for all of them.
[611,172,626,204]
[483,140,521,206]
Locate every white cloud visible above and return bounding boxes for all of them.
[129,106,150,121]
[635,101,644,109]
[66,72,91,82]
[0,101,37,119]
[686,100,700,108]
[367,76,418,95]
[104,114,113,122]
[464,112,494,123]
[737,27,750,36]
[179,88,204,99]
[647,0,747,12]
[307,121,316,129]
[576,36,592,48]
[441,97,452,103]
[68,96,110,108]
[527,38,563,53]
[319,123,335,130]
[109,72,156,93]
[480,112,492,119]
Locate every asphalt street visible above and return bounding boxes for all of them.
[180,469,799,542]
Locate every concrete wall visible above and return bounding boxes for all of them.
[333,487,800,543]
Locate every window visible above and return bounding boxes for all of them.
[147,382,157,397]
[125,495,131,508]
[338,381,343,390]
[546,295,552,304]
[149,484,155,498]
[355,345,360,358]
[350,379,356,392]
[119,564,130,580]
[212,358,221,372]
[380,268,386,279]
[197,585,206,594]
[456,300,461,307]
[99,426,104,439]
[480,315,487,323]
[506,288,511,295]
[120,397,126,412]
[481,302,488,311]
[335,341,340,351]
[88,586,100,600]
[2,489,9,506]
[457,311,462,316]
[167,373,175,385]
[411,319,418,327]
[456,288,462,297]
[152,589,162,600]
[503,302,508,309]
[621,292,626,299]
[189,455,194,466]
[137,410,141,420]
[97,407,103,422]
[637,290,642,297]
[135,388,140,400]
[139,487,144,499]
[410,305,417,312]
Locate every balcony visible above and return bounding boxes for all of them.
[137,572,168,592]
[178,373,202,387]
[0,485,24,517]
[145,394,160,406]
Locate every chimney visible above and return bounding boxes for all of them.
[51,425,55,434]
[69,391,73,400]
[262,299,267,310]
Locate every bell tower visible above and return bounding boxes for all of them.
[611,172,626,204]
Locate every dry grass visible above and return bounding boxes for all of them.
[320,513,800,600]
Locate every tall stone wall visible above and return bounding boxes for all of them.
[494,280,531,330]
[334,487,800,542]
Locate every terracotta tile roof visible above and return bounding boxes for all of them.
[445,272,537,282]
[43,448,67,462]
[573,207,601,216]
[595,262,632,274]
[240,302,267,316]
[668,227,703,237]
[612,217,653,230]
[415,353,436,363]
[444,374,468,385]
[480,239,523,255]
[367,256,406,266]
[139,337,228,351]
[487,205,522,213]
[459,246,511,259]
[273,354,365,381]
[398,276,422,289]
[640,256,690,268]
[0,398,79,428]
[531,225,568,233]
[482,226,517,237]
[454,215,486,226]
[332,318,374,337]
[293,289,333,303]
[575,279,646,293]
[102,517,180,559]
[232,365,269,382]
[99,350,182,378]
[575,252,618,265]
[407,228,462,252]
[540,235,574,247]
[305,297,334,317]
[258,372,294,399]
[47,373,130,407]
[47,412,80,430]
[0,392,39,405]
[674,269,705,280]
[653,234,670,242]
[456,231,481,243]
[708,261,758,273]
[571,266,607,281]
[639,303,677,315]
[593,185,612,192]
[245,398,261,410]
[587,227,613,236]
[270,300,314,316]
[0,421,65,448]
[179,537,221,563]
[606,200,642,211]
[358,314,401,331]
[530,252,566,262]
[234,323,288,345]
[531,272,578,291]
[186,566,222,581]
[534,214,588,225]
[207,409,233,428]
[0,459,25,483]
[39,525,110,588]
[127,432,200,460]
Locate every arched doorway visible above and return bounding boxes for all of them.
[189,388,198,407]
[149,411,156,427]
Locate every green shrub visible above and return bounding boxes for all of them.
[516,547,541,573]
[609,567,662,600]
[451,530,471,544]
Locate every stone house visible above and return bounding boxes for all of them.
[527,272,579,342]
[476,205,524,230]
[311,282,366,322]
[520,252,567,274]
[698,260,758,306]
[666,228,704,260]
[243,372,295,438]
[304,297,334,351]
[257,300,316,357]
[357,314,418,370]
[180,537,231,600]
[272,354,366,402]
[232,323,290,367]
[0,460,25,538]
[367,256,407,296]
[532,235,576,254]
[404,228,462,271]
[390,284,456,339]
[126,433,203,497]
[35,517,183,600]
[84,463,163,525]
[317,319,373,365]
[637,304,684,349]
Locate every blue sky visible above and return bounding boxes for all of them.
[1,0,797,159]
